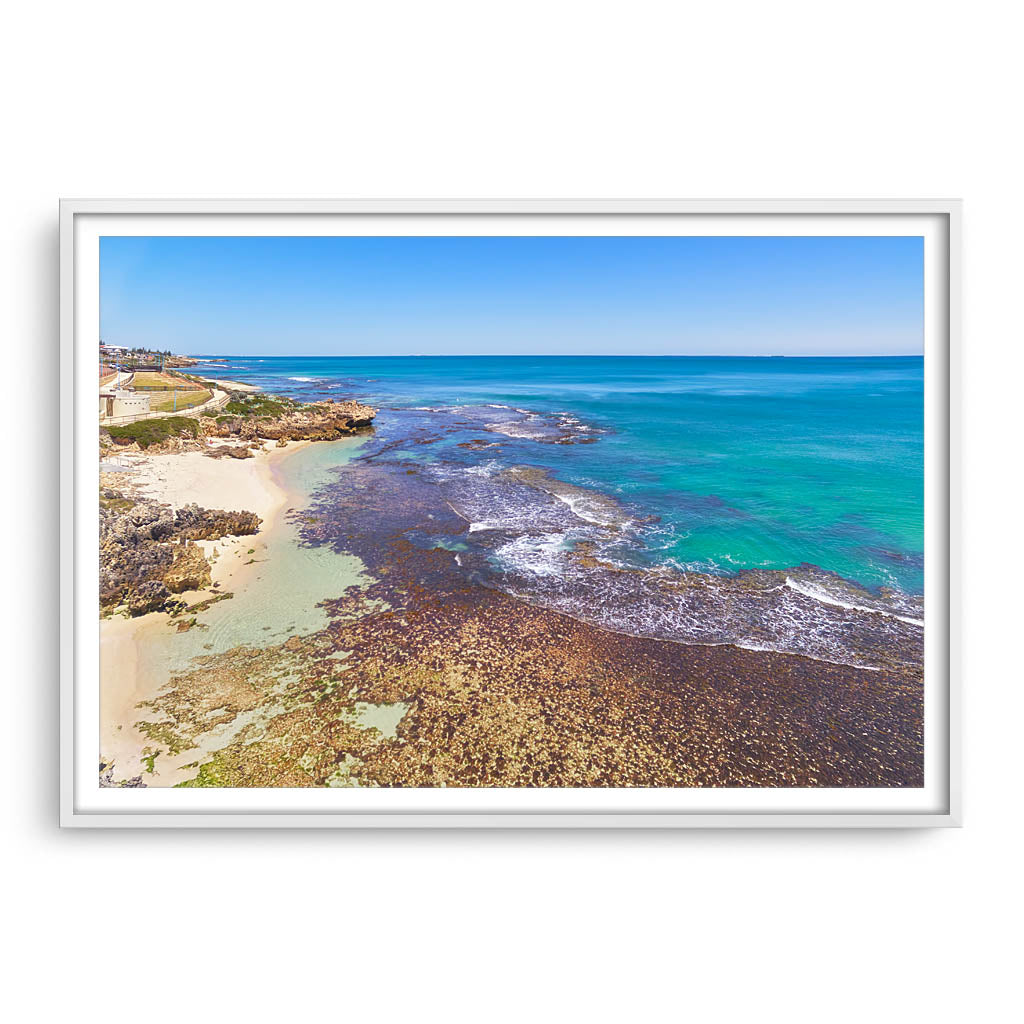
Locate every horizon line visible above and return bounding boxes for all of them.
[184,352,925,359]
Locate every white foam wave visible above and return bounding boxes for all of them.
[784,577,924,627]
[551,490,622,528]
[484,420,549,440]
[493,533,567,577]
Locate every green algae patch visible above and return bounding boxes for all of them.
[100,495,136,513]
[175,738,317,788]
[176,760,231,788]
[184,591,234,615]
[135,719,192,757]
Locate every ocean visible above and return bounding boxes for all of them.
[194,354,924,669]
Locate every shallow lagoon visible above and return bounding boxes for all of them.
[135,437,372,681]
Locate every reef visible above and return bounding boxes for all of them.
[99,762,146,788]
[136,555,924,788]
[131,452,924,788]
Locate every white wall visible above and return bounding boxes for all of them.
[4,2,1017,1021]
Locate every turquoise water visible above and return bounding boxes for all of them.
[198,355,923,593]
[191,355,923,667]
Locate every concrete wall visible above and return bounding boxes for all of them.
[110,391,150,418]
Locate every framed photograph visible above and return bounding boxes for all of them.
[60,199,959,827]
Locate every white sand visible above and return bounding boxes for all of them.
[100,441,310,781]
[125,441,310,524]
[99,436,376,784]
[201,377,261,392]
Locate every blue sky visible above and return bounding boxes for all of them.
[100,235,923,356]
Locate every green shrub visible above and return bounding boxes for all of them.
[224,394,294,417]
[106,416,200,449]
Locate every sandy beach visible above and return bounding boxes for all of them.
[119,439,309,524]
[96,372,923,789]
[99,438,348,784]
[199,377,262,393]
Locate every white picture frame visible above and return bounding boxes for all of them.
[60,199,960,828]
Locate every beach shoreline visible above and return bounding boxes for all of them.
[98,373,924,789]
[99,437,339,784]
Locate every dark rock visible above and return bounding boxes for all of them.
[127,580,171,616]
[99,764,146,788]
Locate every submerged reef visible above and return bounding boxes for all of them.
[136,557,923,788]
[130,453,923,789]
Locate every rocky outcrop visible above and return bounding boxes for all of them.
[172,503,260,541]
[100,431,209,457]
[127,580,171,615]
[203,397,377,444]
[100,494,174,608]
[163,542,213,593]
[100,489,261,614]
[99,763,146,788]
[99,391,376,457]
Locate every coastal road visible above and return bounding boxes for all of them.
[99,369,135,390]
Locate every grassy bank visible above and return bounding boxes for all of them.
[106,416,201,449]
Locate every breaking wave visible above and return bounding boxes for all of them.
[422,460,923,670]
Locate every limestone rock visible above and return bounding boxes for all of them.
[127,580,170,616]
[163,543,212,593]
[201,398,377,444]
[100,494,261,610]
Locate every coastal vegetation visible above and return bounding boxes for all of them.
[107,415,200,449]
[202,395,377,443]
[223,392,296,417]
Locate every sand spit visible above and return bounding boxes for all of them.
[200,377,262,393]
